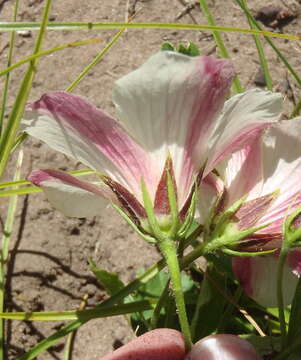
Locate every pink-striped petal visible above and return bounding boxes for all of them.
[23,92,157,200]
[28,169,115,217]
[232,255,298,307]
[113,51,234,207]
[255,118,301,233]
[205,89,282,176]
[218,133,264,206]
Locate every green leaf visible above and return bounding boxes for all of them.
[177,42,200,57]
[89,260,125,297]
[111,203,156,244]
[190,266,227,341]
[161,42,175,51]
[141,179,162,240]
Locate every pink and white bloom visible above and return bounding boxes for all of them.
[201,118,301,306]
[22,51,281,237]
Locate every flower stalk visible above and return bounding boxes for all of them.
[157,237,192,351]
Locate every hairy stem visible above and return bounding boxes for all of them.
[158,238,192,351]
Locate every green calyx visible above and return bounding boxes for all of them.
[284,204,301,249]
[205,195,272,255]
[141,173,197,242]
[141,177,180,241]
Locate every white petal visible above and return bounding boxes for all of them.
[233,255,298,307]
[28,169,113,217]
[218,134,263,206]
[206,89,282,175]
[258,118,301,229]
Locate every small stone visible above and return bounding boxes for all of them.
[17,30,32,38]
[254,68,266,87]
[70,226,80,235]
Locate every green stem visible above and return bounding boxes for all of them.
[0,22,299,41]
[0,0,52,179]
[241,0,272,91]
[65,28,125,92]
[234,0,301,88]
[199,0,243,93]
[158,238,192,351]
[277,246,289,350]
[0,0,19,139]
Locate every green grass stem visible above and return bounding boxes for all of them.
[240,0,273,90]
[0,149,23,360]
[0,0,53,179]
[0,0,19,139]
[199,0,243,93]
[0,22,299,40]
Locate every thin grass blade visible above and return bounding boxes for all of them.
[234,0,301,89]
[0,149,23,360]
[66,29,125,92]
[0,38,103,77]
[240,0,273,90]
[199,0,243,93]
[0,22,299,40]
[0,0,20,139]
[0,0,53,179]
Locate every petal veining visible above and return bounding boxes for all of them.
[205,89,282,176]
[113,51,234,206]
[256,118,301,231]
[23,92,156,199]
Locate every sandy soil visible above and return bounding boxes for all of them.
[1,0,301,359]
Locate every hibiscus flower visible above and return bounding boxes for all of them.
[200,119,301,306]
[23,51,281,240]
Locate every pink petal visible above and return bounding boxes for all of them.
[187,334,262,360]
[288,249,301,276]
[99,329,185,360]
[28,169,115,217]
[232,255,298,307]
[23,92,157,200]
[113,51,234,207]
